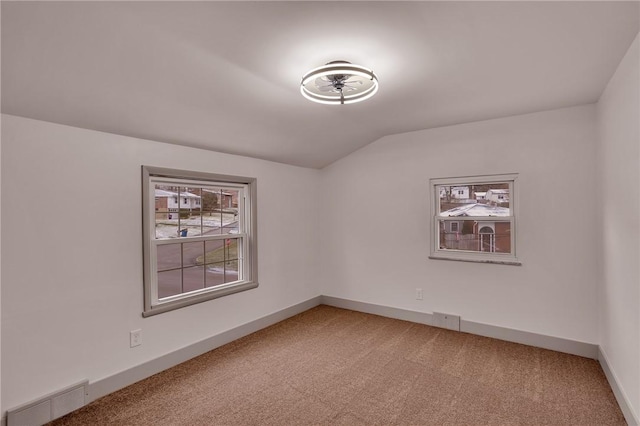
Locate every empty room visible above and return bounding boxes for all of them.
[1,1,639,425]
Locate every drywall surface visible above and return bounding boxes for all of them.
[0,110,3,419]
[597,33,640,419]
[0,115,321,412]
[321,104,599,344]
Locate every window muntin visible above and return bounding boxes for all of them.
[430,174,520,265]
[142,166,257,316]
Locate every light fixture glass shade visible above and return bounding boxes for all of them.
[300,61,378,105]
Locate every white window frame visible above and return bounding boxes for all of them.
[429,173,520,265]
[142,166,258,317]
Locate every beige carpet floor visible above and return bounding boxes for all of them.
[51,305,625,425]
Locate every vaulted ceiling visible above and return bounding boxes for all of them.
[2,1,638,168]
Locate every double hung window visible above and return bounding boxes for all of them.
[429,174,520,265]
[142,166,258,316]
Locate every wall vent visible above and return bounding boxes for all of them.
[7,381,88,426]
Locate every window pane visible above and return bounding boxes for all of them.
[203,238,239,264]
[157,243,181,272]
[201,187,219,235]
[221,189,240,235]
[183,266,205,293]
[438,183,510,216]
[155,184,180,239]
[224,238,239,282]
[158,269,182,299]
[206,262,226,288]
[201,213,221,236]
[182,241,204,268]
[225,238,239,262]
[201,188,218,213]
[204,238,240,286]
[223,215,240,235]
[438,220,511,253]
[225,266,239,284]
[180,187,203,236]
[204,240,224,265]
[200,187,240,235]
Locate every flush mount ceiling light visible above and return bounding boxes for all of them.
[300,61,378,105]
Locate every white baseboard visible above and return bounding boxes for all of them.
[321,295,598,359]
[599,346,639,426]
[88,296,322,403]
[320,296,434,325]
[460,319,598,359]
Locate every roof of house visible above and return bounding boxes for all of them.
[440,203,510,217]
[155,189,201,199]
[487,189,509,194]
[180,192,201,199]
[202,189,234,196]
[155,189,176,198]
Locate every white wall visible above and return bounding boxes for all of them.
[0,115,322,412]
[597,33,640,420]
[0,98,3,419]
[321,104,599,344]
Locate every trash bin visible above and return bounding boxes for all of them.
[180,229,188,237]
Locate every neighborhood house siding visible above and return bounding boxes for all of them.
[452,186,469,199]
[486,189,509,204]
[155,189,201,219]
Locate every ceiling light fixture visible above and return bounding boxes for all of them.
[300,61,378,105]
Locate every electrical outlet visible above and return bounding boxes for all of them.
[416,288,423,300]
[130,329,142,348]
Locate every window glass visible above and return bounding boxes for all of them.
[438,183,510,215]
[437,220,511,253]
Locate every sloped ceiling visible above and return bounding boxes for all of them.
[2,1,638,168]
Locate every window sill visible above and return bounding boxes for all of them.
[429,254,522,266]
[143,280,258,317]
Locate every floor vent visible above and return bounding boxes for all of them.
[7,381,88,426]
[433,312,461,331]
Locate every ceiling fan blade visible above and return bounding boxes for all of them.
[314,78,336,89]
